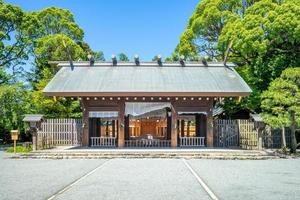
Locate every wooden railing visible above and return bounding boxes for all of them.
[179,137,205,147]
[125,139,171,148]
[90,137,116,147]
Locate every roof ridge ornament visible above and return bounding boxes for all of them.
[111,54,117,66]
[157,54,162,66]
[180,55,185,66]
[201,56,208,66]
[134,54,140,66]
[87,54,95,66]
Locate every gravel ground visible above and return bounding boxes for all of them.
[1,151,300,200]
[188,159,300,200]
[56,159,210,200]
[0,152,106,200]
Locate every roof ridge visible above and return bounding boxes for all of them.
[49,61,235,67]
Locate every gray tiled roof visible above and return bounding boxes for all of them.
[43,62,252,96]
[23,114,44,122]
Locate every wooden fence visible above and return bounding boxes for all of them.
[214,119,240,148]
[214,119,292,149]
[37,119,83,149]
[262,128,291,149]
[238,120,258,149]
[36,118,289,150]
[214,119,258,149]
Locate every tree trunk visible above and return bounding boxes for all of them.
[281,127,286,148]
[290,111,297,153]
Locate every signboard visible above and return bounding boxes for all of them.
[11,130,19,140]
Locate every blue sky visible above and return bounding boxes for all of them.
[6,0,199,61]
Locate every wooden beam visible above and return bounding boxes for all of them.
[81,99,89,146]
[206,100,214,147]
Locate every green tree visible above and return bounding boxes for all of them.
[174,0,258,60]
[0,83,31,143]
[34,34,86,76]
[118,53,129,61]
[27,7,95,117]
[219,0,300,92]
[0,0,39,70]
[165,53,179,62]
[176,0,300,114]
[0,2,105,142]
[219,0,300,113]
[261,68,300,153]
[31,7,84,41]
[0,68,11,84]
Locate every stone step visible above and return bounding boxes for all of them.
[10,151,281,160]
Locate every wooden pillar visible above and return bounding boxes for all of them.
[106,121,109,136]
[118,101,125,147]
[180,120,185,137]
[97,118,101,137]
[112,120,115,137]
[167,115,172,140]
[187,121,190,137]
[124,115,130,140]
[171,105,178,147]
[199,114,207,138]
[81,99,89,146]
[206,105,214,147]
[195,115,200,137]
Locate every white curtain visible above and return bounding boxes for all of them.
[125,102,171,117]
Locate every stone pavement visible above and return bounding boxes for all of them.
[1,151,300,200]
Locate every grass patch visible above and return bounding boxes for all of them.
[5,145,32,153]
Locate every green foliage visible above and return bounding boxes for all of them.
[0,68,11,84]
[176,0,300,114]
[261,67,300,152]
[118,53,129,61]
[0,84,30,130]
[26,7,89,119]
[6,145,32,153]
[261,68,300,128]
[0,1,39,69]
[0,83,32,143]
[0,2,97,143]
[31,7,84,41]
[34,33,86,74]
[175,0,258,60]
[219,0,300,91]
[93,51,105,61]
[165,53,179,62]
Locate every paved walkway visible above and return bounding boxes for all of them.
[1,151,300,200]
[36,146,257,152]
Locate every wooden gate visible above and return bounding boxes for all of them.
[37,119,83,149]
[214,119,258,149]
[214,119,239,147]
